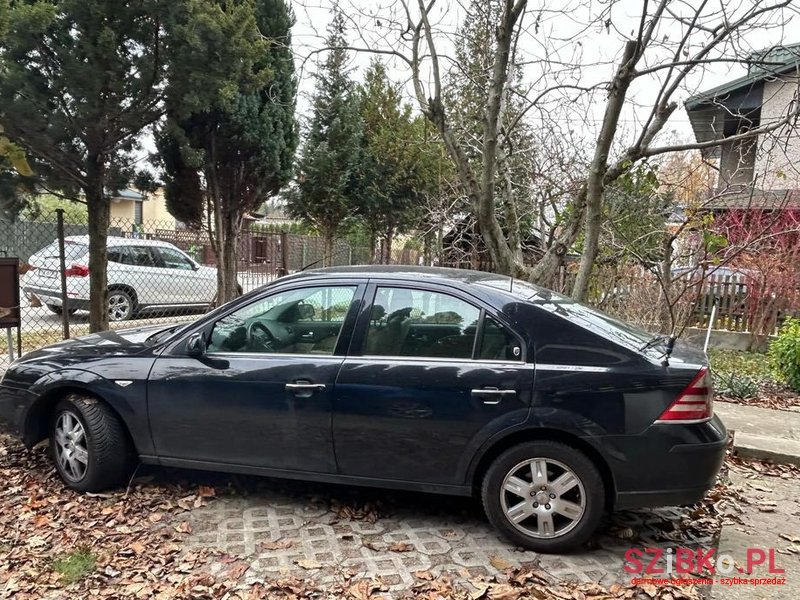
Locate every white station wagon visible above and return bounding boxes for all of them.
[23,236,218,321]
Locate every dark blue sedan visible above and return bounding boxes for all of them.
[0,266,727,552]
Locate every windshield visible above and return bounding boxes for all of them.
[39,241,89,261]
[479,278,656,352]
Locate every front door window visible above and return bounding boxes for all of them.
[207,286,357,355]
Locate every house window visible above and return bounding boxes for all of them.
[134,200,143,225]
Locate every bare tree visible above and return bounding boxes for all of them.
[305,0,800,298]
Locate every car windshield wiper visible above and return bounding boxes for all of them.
[639,334,668,353]
[146,325,184,345]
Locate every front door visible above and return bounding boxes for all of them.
[332,284,534,485]
[147,283,362,473]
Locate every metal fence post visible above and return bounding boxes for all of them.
[56,209,70,340]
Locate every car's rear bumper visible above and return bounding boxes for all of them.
[603,415,728,509]
[23,285,90,310]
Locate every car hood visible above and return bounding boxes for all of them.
[16,325,167,363]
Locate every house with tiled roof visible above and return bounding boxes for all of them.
[685,43,800,212]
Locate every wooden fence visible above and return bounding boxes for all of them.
[689,273,799,335]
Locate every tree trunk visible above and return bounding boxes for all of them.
[219,209,240,303]
[323,227,334,267]
[572,41,639,302]
[368,228,379,264]
[85,163,109,333]
[211,193,225,302]
[498,147,523,264]
[384,227,394,264]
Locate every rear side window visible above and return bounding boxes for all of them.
[478,316,522,361]
[364,287,480,359]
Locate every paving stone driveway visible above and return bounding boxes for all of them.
[183,477,714,594]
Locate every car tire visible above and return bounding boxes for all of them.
[107,289,135,321]
[46,304,77,316]
[50,395,134,492]
[481,441,604,553]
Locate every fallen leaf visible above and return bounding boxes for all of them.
[388,542,413,552]
[487,583,522,599]
[489,555,513,571]
[414,570,434,580]
[226,561,250,580]
[294,558,322,570]
[347,579,382,599]
[198,485,216,498]
[260,539,293,551]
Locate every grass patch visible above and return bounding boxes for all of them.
[708,348,772,382]
[52,547,96,584]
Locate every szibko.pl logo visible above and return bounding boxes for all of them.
[624,547,784,576]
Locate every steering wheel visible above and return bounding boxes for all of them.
[247,321,277,352]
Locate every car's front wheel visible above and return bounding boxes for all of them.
[481,441,604,553]
[50,395,133,492]
[107,289,134,321]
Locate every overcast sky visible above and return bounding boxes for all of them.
[289,0,800,144]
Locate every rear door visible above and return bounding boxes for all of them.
[121,245,166,305]
[152,246,210,305]
[332,282,534,486]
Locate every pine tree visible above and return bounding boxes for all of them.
[158,0,297,302]
[288,6,362,266]
[356,60,436,263]
[0,0,169,330]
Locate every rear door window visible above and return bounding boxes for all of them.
[125,246,159,267]
[364,287,480,359]
[107,247,129,264]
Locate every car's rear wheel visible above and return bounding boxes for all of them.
[45,304,77,316]
[481,441,604,552]
[108,289,134,321]
[50,395,133,492]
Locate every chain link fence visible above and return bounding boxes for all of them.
[1,212,422,369]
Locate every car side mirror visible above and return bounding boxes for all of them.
[186,332,206,357]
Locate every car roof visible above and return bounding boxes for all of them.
[61,235,177,248]
[279,265,544,298]
[286,265,506,283]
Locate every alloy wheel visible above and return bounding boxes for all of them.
[108,292,131,321]
[499,457,586,538]
[54,412,89,482]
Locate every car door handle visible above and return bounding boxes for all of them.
[471,388,517,405]
[285,382,326,395]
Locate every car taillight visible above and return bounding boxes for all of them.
[64,264,89,277]
[656,367,713,423]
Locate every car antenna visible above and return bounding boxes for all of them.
[661,330,677,367]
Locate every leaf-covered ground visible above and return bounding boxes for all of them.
[2,434,784,599]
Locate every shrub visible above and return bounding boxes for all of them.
[713,372,759,400]
[769,317,800,392]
